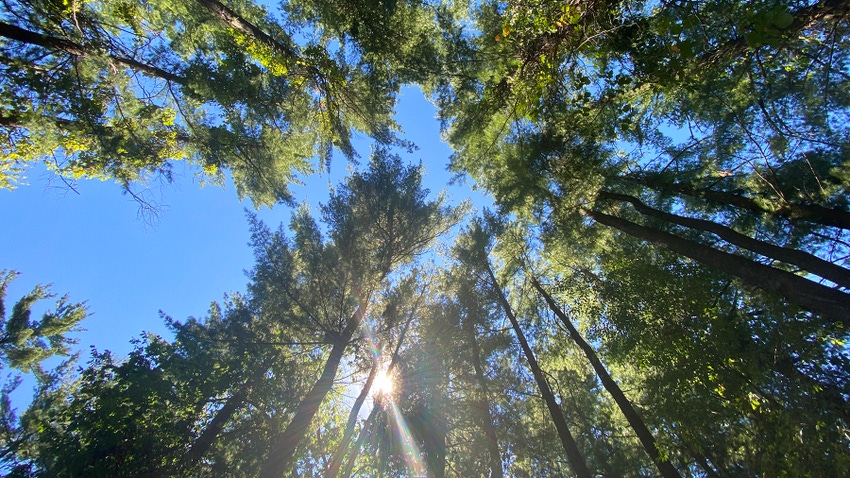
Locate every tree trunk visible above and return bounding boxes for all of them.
[326,307,414,478]
[586,209,850,325]
[260,301,367,477]
[598,190,850,288]
[181,387,249,469]
[0,21,186,84]
[625,176,850,230]
[340,406,379,477]
[260,300,368,478]
[259,339,347,478]
[531,276,681,478]
[483,261,593,478]
[463,318,503,478]
[324,362,378,478]
[192,0,298,62]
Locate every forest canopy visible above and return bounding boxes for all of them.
[1,0,849,476]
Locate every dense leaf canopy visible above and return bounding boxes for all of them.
[2,0,849,476]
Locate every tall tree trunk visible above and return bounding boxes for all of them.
[260,304,366,478]
[192,0,300,64]
[324,362,378,478]
[259,339,348,478]
[482,260,593,478]
[598,190,850,288]
[0,21,186,84]
[180,387,249,470]
[340,406,379,477]
[625,176,850,230]
[530,276,681,478]
[463,321,503,478]
[586,209,850,325]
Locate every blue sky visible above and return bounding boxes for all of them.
[0,86,491,394]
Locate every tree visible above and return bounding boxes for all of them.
[529,273,680,478]
[450,280,505,478]
[252,148,461,477]
[438,3,850,469]
[451,219,593,478]
[0,270,86,475]
[535,220,849,475]
[324,270,423,478]
[4,294,305,477]
[0,0,407,206]
[0,270,85,374]
[441,0,850,320]
[5,0,850,475]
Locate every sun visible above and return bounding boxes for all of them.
[374,370,394,396]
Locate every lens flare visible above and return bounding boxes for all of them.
[360,318,426,476]
[375,370,394,395]
[388,400,426,477]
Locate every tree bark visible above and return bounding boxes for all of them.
[259,339,347,478]
[483,260,593,478]
[625,176,850,230]
[598,190,850,288]
[531,276,681,478]
[586,209,850,325]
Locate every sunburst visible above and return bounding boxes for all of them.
[374,369,394,396]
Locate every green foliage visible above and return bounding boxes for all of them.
[437,0,850,474]
[5,0,850,476]
[0,271,85,374]
[0,0,411,206]
[6,297,308,477]
[323,148,465,278]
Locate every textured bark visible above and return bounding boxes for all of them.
[531,276,681,478]
[586,209,850,325]
[598,190,850,288]
[483,260,592,478]
[627,176,850,230]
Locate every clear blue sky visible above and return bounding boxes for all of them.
[0,86,489,377]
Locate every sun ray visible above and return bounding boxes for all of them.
[359,317,425,475]
[388,399,426,477]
